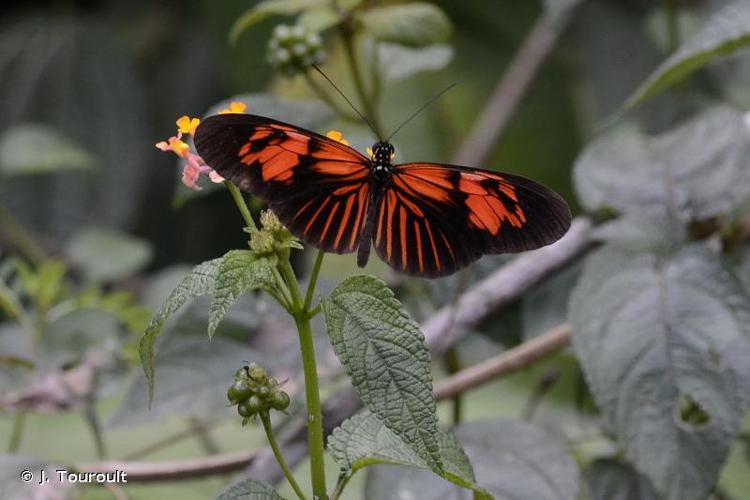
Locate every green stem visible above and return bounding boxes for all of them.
[329,472,352,500]
[442,347,463,426]
[339,26,385,138]
[8,412,26,453]
[303,250,325,313]
[260,411,309,500]
[279,259,328,499]
[225,181,257,232]
[0,203,45,265]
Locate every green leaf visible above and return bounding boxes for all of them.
[359,3,452,48]
[570,245,750,500]
[329,410,491,499]
[111,335,262,428]
[323,275,442,471]
[375,42,454,83]
[41,309,120,368]
[584,458,660,500]
[229,0,328,44]
[574,106,750,221]
[0,124,95,177]
[366,419,579,500]
[139,258,221,406]
[65,227,153,284]
[216,478,287,500]
[209,250,277,338]
[624,1,750,111]
[298,6,342,32]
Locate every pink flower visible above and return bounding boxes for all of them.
[155,115,225,191]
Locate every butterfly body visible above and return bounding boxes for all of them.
[194,113,571,278]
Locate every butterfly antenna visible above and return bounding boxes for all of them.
[385,83,457,143]
[311,64,379,138]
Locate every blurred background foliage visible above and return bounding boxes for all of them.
[1,0,750,499]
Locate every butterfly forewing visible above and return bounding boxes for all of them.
[195,114,371,254]
[373,163,571,277]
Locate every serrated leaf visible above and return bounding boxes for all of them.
[570,245,750,500]
[359,3,452,48]
[0,124,95,176]
[139,258,221,405]
[584,458,660,500]
[65,227,153,284]
[624,1,750,111]
[323,275,442,471]
[208,251,277,338]
[574,106,750,222]
[110,335,262,428]
[366,419,579,500]
[376,42,453,83]
[217,478,287,500]
[329,410,491,499]
[229,0,328,44]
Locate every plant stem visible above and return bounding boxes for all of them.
[442,347,463,426]
[665,0,680,53]
[260,411,309,500]
[8,412,26,452]
[339,25,385,138]
[329,472,352,500]
[0,203,45,264]
[224,181,257,231]
[304,250,325,313]
[279,259,328,499]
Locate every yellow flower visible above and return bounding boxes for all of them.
[176,115,200,136]
[219,101,248,114]
[155,136,190,158]
[326,130,349,146]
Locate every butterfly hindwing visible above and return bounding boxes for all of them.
[373,163,571,277]
[194,114,371,254]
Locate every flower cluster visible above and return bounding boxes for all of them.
[155,102,247,191]
[227,363,290,423]
[248,210,302,259]
[267,24,326,77]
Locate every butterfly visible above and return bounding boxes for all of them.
[194,113,571,278]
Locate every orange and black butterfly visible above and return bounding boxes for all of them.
[194,114,571,278]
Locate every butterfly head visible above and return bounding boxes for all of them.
[371,142,395,180]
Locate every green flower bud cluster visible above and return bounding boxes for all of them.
[248,210,302,258]
[228,363,291,424]
[267,24,325,77]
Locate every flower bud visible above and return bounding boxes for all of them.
[267,24,327,77]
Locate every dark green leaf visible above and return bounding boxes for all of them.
[0,124,95,176]
[624,1,750,111]
[574,106,750,221]
[139,258,221,406]
[65,227,153,284]
[329,410,491,499]
[217,478,287,500]
[41,309,120,368]
[584,459,660,500]
[359,3,452,47]
[111,335,262,428]
[229,0,329,44]
[208,250,277,338]
[323,275,442,471]
[570,245,750,500]
[366,419,579,500]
